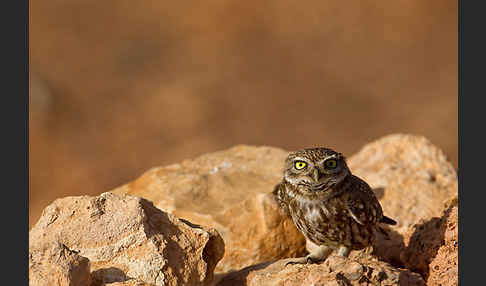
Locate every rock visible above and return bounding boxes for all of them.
[29,241,91,286]
[401,196,458,285]
[112,145,306,273]
[29,192,224,286]
[216,254,425,286]
[427,204,458,286]
[347,134,458,265]
[29,135,458,285]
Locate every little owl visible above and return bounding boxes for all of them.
[272,147,396,265]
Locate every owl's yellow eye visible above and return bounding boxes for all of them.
[324,159,338,169]
[294,161,307,170]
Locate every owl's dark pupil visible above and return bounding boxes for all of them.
[325,160,337,168]
[295,161,306,169]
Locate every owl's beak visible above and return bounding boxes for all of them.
[312,169,321,182]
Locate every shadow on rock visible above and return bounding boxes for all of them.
[371,225,406,268]
[400,204,455,280]
[90,267,129,285]
[347,223,406,269]
[139,199,189,284]
[371,187,406,267]
[214,260,275,286]
[139,198,224,285]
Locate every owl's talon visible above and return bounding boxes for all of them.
[285,256,320,266]
[285,257,310,266]
[285,260,303,266]
[307,257,315,264]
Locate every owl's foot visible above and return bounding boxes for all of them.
[336,245,351,257]
[285,244,333,266]
[284,255,320,266]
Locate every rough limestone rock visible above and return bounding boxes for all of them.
[216,254,425,286]
[401,196,458,285]
[427,204,458,286]
[29,241,91,286]
[29,192,224,286]
[346,134,458,265]
[112,145,306,273]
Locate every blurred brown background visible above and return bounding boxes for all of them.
[29,0,458,227]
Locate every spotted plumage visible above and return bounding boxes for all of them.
[272,147,396,264]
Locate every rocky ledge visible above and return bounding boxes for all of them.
[29,134,458,285]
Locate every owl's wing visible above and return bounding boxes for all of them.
[345,176,383,226]
[272,182,290,216]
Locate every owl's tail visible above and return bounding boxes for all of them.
[376,216,397,241]
[381,215,397,225]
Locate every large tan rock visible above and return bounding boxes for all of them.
[29,192,224,286]
[216,254,424,286]
[347,134,458,265]
[401,196,458,285]
[112,145,306,273]
[29,241,91,286]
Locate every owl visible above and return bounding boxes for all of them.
[272,147,396,265]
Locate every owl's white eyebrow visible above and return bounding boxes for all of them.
[318,155,337,163]
[293,157,308,161]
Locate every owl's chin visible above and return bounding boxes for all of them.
[293,181,331,192]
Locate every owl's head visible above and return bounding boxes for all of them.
[283,147,350,192]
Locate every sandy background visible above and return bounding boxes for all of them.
[29,0,457,227]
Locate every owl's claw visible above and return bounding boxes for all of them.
[285,256,319,266]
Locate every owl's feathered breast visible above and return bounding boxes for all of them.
[272,175,384,249]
